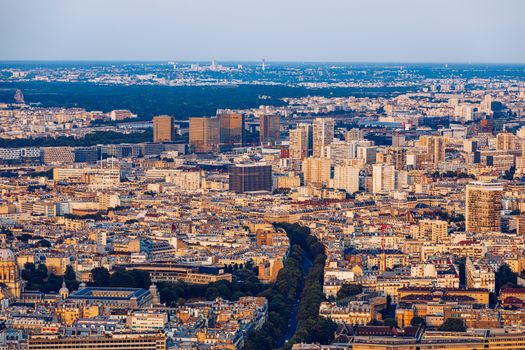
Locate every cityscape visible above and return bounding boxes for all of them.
[1,1,525,350]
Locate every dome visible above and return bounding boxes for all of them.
[0,248,15,262]
[59,281,69,299]
[0,237,15,262]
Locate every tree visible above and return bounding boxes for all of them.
[39,239,51,248]
[438,318,466,332]
[109,270,135,287]
[130,270,151,289]
[91,267,110,287]
[337,284,363,300]
[36,264,48,279]
[495,263,518,294]
[64,265,80,291]
[64,265,76,281]
[206,287,219,300]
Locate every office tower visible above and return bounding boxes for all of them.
[218,111,245,150]
[229,164,272,193]
[189,117,220,153]
[289,128,308,160]
[418,219,448,243]
[313,118,334,157]
[419,136,446,165]
[496,132,517,151]
[345,128,364,141]
[74,147,99,163]
[465,182,503,234]
[153,115,174,143]
[332,164,360,193]
[302,157,331,186]
[372,164,396,193]
[260,115,280,145]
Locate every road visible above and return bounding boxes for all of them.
[277,250,313,347]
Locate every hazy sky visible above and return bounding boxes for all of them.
[1,0,524,63]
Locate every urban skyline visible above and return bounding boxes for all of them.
[1,1,525,350]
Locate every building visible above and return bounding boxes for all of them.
[419,135,446,166]
[109,109,136,121]
[41,147,74,164]
[120,264,233,284]
[27,332,166,350]
[189,117,220,153]
[68,287,153,309]
[74,147,99,163]
[466,258,495,292]
[0,239,22,299]
[303,157,331,186]
[496,132,517,151]
[260,114,280,145]
[372,164,396,193]
[153,115,174,143]
[331,164,360,193]
[218,111,244,149]
[313,118,334,157]
[465,182,503,234]
[418,219,448,243]
[289,127,309,160]
[229,164,272,193]
[127,311,167,332]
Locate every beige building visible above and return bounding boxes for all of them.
[418,219,448,243]
[465,182,503,234]
[331,164,360,193]
[303,157,331,186]
[289,127,309,160]
[419,135,446,166]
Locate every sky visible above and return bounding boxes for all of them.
[1,0,524,63]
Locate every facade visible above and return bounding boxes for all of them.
[189,117,220,153]
[419,135,446,166]
[74,147,99,163]
[465,182,503,234]
[27,332,166,350]
[218,111,244,149]
[303,157,331,186]
[289,127,308,160]
[229,164,272,193]
[41,147,74,164]
[331,164,360,193]
[418,219,448,243]
[313,118,334,157]
[153,115,174,143]
[260,114,280,145]
[372,163,396,194]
